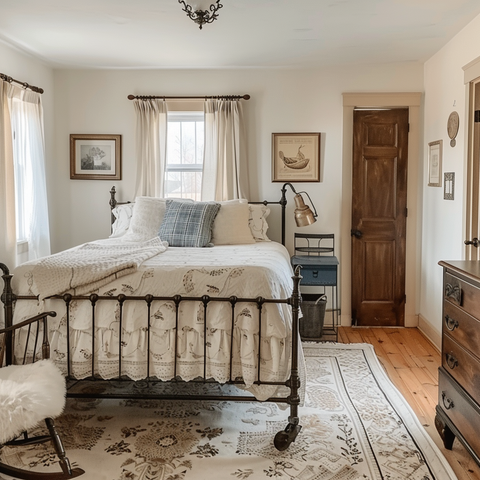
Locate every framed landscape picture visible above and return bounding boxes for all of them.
[272,132,321,182]
[70,134,122,180]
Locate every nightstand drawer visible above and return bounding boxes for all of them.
[291,255,338,286]
[299,266,337,286]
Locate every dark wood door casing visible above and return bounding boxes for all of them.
[351,108,409,326]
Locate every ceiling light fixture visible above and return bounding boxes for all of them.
[178,0,223,29]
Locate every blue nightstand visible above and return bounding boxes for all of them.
[291,234,339,341]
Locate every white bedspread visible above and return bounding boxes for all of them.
[31,237,167,300]
[11,241,305,401]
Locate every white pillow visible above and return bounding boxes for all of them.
[211,201,255,245]
[248,204,271,242]
[121,196,167,242]
[110,203,134,238]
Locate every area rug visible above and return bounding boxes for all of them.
[0,343,457,480]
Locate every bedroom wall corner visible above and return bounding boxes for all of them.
[420,11,480,341]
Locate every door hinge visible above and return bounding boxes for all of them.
[408,123,410,132]
[405,207,408,217]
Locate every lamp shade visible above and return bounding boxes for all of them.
[293,193,317,227]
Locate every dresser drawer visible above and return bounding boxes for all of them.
[443,300,480,358]
[442,334,480,404]
[445,272,480,321]
[438,368,480,458]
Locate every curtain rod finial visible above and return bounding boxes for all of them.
[127,95,135,100]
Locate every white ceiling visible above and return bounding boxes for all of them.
[1,0,480,69]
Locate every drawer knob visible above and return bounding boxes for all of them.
[444,315,459,331]
[441,392,455,410]
[313,271,318,278]
[446,353,458,370]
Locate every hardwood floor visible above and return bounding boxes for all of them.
[337,326,480,480]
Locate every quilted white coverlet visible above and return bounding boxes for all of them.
[11,241,304,401]
[31,237,167,300]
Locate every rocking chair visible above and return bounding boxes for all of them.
[0,311,84,479]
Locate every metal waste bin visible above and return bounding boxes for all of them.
[300,294,327,339]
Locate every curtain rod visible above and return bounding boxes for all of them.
[0,72,44,94]
[127,94,250,101]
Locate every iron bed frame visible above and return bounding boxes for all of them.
[1,187,304,451]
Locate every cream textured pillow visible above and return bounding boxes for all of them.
[248,204,271,242]
[211,201,255,245]
[121,196,167,242]
[110,203,134,238]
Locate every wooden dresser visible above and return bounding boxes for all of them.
[436,260,480,466]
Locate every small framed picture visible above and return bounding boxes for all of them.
[272,132,321,182]
[70,134,122,180]
[427,140,442,187]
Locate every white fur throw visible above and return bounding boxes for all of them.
[0,359,66,444]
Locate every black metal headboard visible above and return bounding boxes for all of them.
[109,186,289,246]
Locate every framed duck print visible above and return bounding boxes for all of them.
[272,132,321,182]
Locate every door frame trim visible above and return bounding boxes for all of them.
[341,92,423,327]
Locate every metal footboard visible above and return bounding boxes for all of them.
[1,262,303,450]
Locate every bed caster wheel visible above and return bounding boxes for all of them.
[274,423,302,451]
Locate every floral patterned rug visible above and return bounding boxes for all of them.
[0,343,457,480]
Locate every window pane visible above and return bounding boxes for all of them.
[196,121,204,164]
[181,122,196,165]
[165,171,202,201]
[167,122,181,165]
[11,100,34,243]
[165,112,204,199]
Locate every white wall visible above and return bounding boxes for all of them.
[420,13,480,346]
[0,40,54,267]
[51,63,423,323]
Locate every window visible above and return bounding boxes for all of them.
[11,98,35,244]
[165,111,204,200]
[8,91,50,263]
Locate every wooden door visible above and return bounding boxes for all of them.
[351,108,409,326]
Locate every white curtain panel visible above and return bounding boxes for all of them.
[133,98,168,198]
[7,83,50,263]
[0,81,16,276]
[202,99,250,202]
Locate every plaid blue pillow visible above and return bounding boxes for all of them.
[159,200,221,247]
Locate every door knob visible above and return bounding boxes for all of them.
[351,229,363,239]
[464,238,479,247]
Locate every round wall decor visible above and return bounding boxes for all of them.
[447,111,459,147]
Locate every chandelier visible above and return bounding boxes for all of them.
[178,0,223,29]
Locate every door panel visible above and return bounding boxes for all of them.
[352,109,408,326]
[364,153,396,218]
[364,241,394,301]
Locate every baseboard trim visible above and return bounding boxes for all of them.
[340,314,418,328]
[340,314,351,327]
[417,314,441,352]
